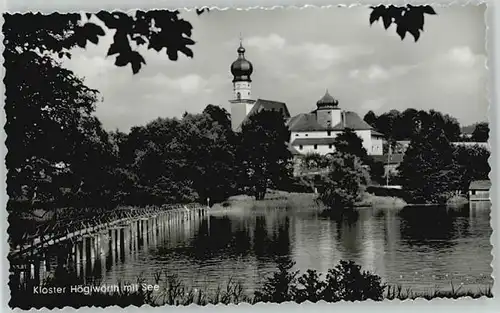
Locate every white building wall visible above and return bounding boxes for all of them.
[291,130,383,156]
[296,144,335,155]
[371,137,384,155]
[291,130,342,140]
[233,81,252,100]
[355,130,372,155]
[230,101,255,131]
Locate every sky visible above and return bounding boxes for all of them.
[60,5,489,132]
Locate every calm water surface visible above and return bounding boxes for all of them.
[30,202,493,293]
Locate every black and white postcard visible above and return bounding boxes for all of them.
[2,0,498,311]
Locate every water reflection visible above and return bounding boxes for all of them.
[13,203,492,294]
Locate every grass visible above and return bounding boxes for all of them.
[356,192,407,208]
[385,283,493,300]
[11,273,493,308]
[216,190,324,213]
[446,195,470,207]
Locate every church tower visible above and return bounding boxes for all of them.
[229,37,256,131]
[316,90,342,129]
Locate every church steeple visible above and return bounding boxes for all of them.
[230,35,253,83]
[229,35,256,132]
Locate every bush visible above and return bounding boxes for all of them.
[317,152,369,210]
[254,259,385,303]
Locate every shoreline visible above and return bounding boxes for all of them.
[214,190,473,212]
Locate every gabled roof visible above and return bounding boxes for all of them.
[237,98,290,131]
[469,180,491,190]
[247,98,291,118]
[289,111,375,132]
[291,137,336,146]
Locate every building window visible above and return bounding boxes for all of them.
[314,144,318,149]
[237,92,241,100]
[299,145,303,150]
[296,134,299,137]
[305,134,309,137]
[327,130,331,136]
[329,144,332,149]
[472,190,476,195]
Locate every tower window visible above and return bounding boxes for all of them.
[327,130,331,136]
[237,92,241,100]
[329,144,332,149]
[296,134,299,137]
[299,145,303,150]
[314,145,318,150]
[305,134,309,137]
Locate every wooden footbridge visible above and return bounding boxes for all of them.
[9,203,208,261]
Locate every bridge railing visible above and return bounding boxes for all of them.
[9,202,204,257]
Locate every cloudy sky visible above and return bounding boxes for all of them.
[61,5,488,132]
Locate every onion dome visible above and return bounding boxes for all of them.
[316,89,339,109]
[230,41,253,83]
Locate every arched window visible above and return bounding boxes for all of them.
[237,92,241,100]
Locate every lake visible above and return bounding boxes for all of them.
[20,201,493,294]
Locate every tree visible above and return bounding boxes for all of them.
[185,105,238,204]
[4,52,102,205]
[317,152,369,210]
[374,110,400,141]
[453,145,490,193]
[301,153,330,171]
[333,128,368,161]
[3,10,200,74]
[254,258,299,303]
[370,5,437,42]
[238,110,293,200]
[397,120,460,204]
[363,110,378,128]
[471,122,489,142]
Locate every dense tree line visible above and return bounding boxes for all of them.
[6,97,292,209]
[363,109,466,142]
[4,8,485,212]
[395,111,490,204]
[364,109,489,143]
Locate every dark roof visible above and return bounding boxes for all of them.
[372,153,405,165]
[469,180,491,190]
[237,98,290,131]
[286,113,305,128]
[316,90,339,109]
[371,130,385,137]
[289,111,374,132]
[292,137,336,146]
[249,99,290,117]
[288,113,324,131]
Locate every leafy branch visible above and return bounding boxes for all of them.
[3,10,200,74]
[370,5,437,42]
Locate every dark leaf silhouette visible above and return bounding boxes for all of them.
[3,10,197,74]
[114,52,130,67]
[370,5,437,42]
[423,5,437,15]
[130,51,146,74]
[196,8,210,15]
